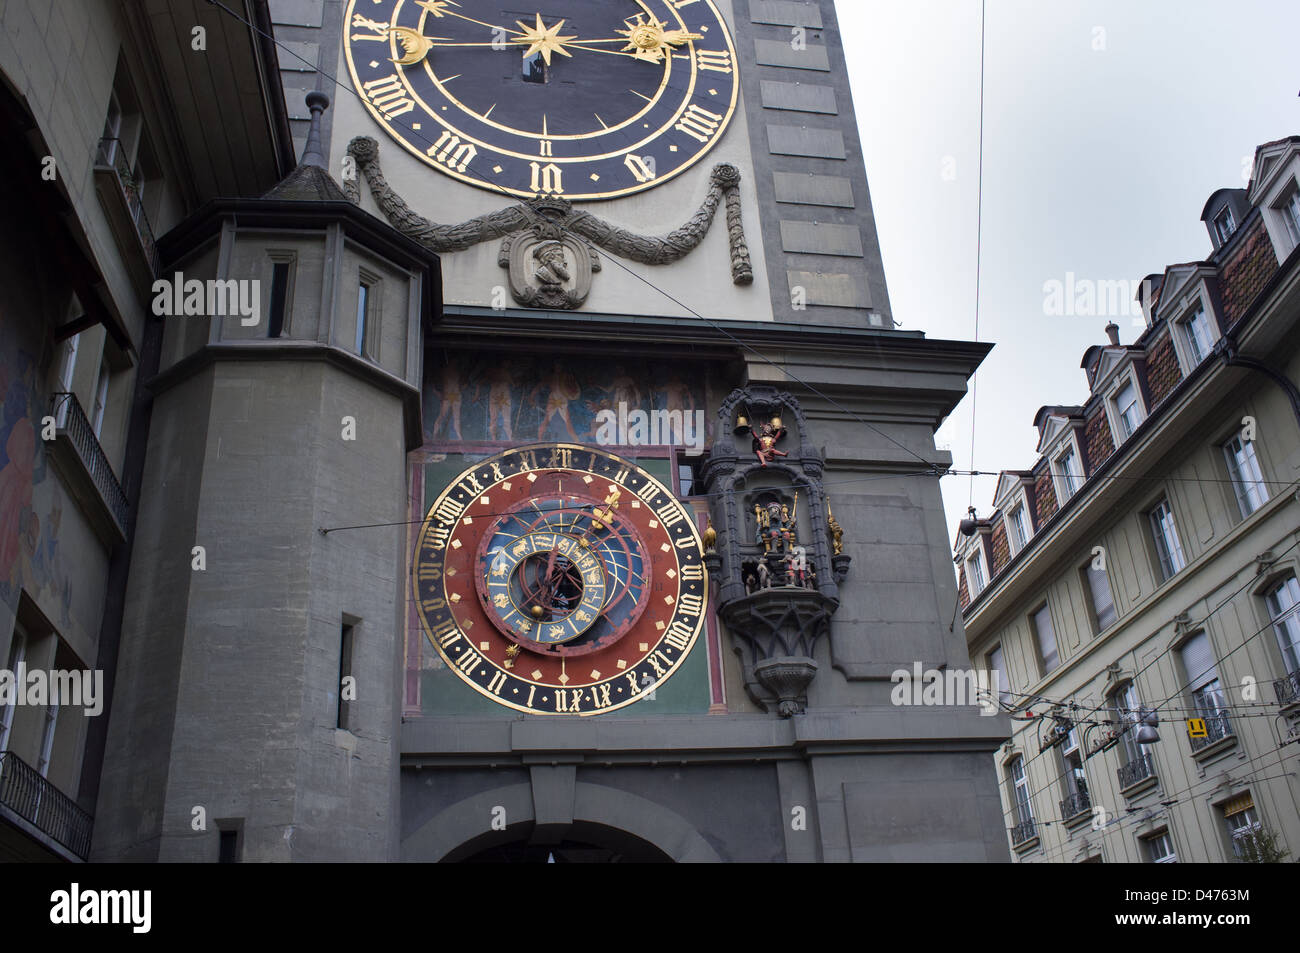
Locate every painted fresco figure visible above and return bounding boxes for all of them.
[533,362,581,440]
[430,363,464,440]
[484,364,514,441]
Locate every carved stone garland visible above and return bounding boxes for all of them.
[342,136,753,309]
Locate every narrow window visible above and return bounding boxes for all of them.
[217,823,243,863]
[268,261,290,338]
[1114,379,1141,439]
[1058,728,1090,817]
[1180,632,1231,746]
[92,359,109,438]
[522,51,547,83]
[1148,498,1185,580]
[1032,604,1058,674]
[1054,445,1081,500]
[1221,795,1262,860]
[1083,561,1117,632]
[1184,305,1215,364]
[1143,831,1177,863]
[338,620,356,731]
[0,628,27,753]
[987,644,1011,707]
[1007,504,1028,552]
[1223,434,1267,517]
[355,282,370,356]
[1213,206,1236,244]
[1265,576,1300,675]
[1277,180,1300,246]
[966,552,986,595]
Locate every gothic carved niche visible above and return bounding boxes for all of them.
[700,386,847,716]
[342,137,753,310]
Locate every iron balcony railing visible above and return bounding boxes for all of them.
[1275,671,1300,708]
[50,392,128,530]
[1060,790,1091,820]
[1117,752,1157,790]
[0,750,93,859]
[95,136,159,276]
[1010,819,1037,847]
[1190,709,1234,752]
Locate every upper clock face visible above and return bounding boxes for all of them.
[413,444,708,714]
[343,0,739,200]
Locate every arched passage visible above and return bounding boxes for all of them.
[401,779,722,863]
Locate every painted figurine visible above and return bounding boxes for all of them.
[756,560,771,590]
[827,502,844,556]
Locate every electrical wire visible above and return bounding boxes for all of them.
[205,0,942,475]
[994,536,1300,828]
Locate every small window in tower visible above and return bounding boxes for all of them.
[217,823,243,863]
[355,282,371,357]
[268,260,291,338]
[338,619,356,731]
[522,51,548,83]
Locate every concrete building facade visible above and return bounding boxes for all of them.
[955,137,1300,863]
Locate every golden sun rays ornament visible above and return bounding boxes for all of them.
[616,14,702,64]
[511,14,579,66]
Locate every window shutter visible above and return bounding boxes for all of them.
[1179,633,1216,690]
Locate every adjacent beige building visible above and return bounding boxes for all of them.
[955,135,1300,863]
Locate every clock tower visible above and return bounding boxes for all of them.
[94,0,1010,862]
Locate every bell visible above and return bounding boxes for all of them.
[770,416,783,431]
[733,414,749,435]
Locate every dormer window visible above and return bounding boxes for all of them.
[1182,303,1215,365]
[1213,206,1236,245]
[1114,378,1143,440]
[966,550,987,596]
[1277,179,1300,249]
[1007,503,1029,554]
[1053,443,1083,503]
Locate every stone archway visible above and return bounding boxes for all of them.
[401,776,722,863]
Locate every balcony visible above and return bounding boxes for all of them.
[1275,671,1300,709]
[1190,710,1235,757]
[1117,752,1159,794]
[0,750,93,860]
[1010,819,1038,850]
[47,392,127,544]
[1060,790,1092,823]
[92,137,159,291]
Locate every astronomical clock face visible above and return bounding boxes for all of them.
[344,0,739,200]
[413,444,708,714]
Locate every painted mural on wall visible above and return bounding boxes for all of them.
[421,353,721,450]
[0,308,74,631]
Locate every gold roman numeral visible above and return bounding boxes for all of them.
[675,104,724,143]
[363,74,415,120]
[694,50,733,74]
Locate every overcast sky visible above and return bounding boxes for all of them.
[837,0,1300,534]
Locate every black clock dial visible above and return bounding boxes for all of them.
[344,0,739,200]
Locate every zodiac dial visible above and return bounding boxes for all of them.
[344,0,740,200]
[413,444,708,714]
